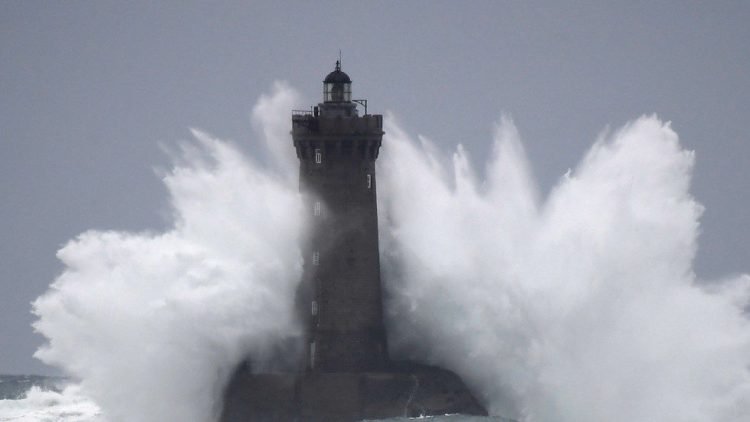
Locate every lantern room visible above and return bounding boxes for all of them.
[323,60,351,103]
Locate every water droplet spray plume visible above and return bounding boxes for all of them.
[31,84,750,422]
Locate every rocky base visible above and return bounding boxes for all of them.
[220,362,487,421]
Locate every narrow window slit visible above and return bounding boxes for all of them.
[310,342,316,369]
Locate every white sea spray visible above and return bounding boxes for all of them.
[32,84,304,422]
[28,83,750,422]
[379,115,750,421]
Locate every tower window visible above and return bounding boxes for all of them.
[314,148,322,164]
[367,174,372,189]
[311,300,318,316]
[313,201,321,216]
[312,251,320,266]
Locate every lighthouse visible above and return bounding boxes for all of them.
[292,60,387,372]
[220,62,487,421]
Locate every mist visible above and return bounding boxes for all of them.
[30,84,750,422]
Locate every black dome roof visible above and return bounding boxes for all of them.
[323,61,351,84]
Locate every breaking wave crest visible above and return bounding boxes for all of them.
[379,115,750,421]
[0,383,102,422]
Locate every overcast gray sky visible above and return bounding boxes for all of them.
[1,1,748,375]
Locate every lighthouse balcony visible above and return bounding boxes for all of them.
[292,113,383,137]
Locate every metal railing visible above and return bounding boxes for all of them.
[292,109,313,117]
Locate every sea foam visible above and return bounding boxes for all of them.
[0,383,102,422]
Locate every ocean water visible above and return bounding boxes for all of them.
[0,375,102,422]
[25,83,750,422]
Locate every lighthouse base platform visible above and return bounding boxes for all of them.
[220,362,487,421]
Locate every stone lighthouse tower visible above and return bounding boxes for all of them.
[292,60,387,372]
[220,63,487,422]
